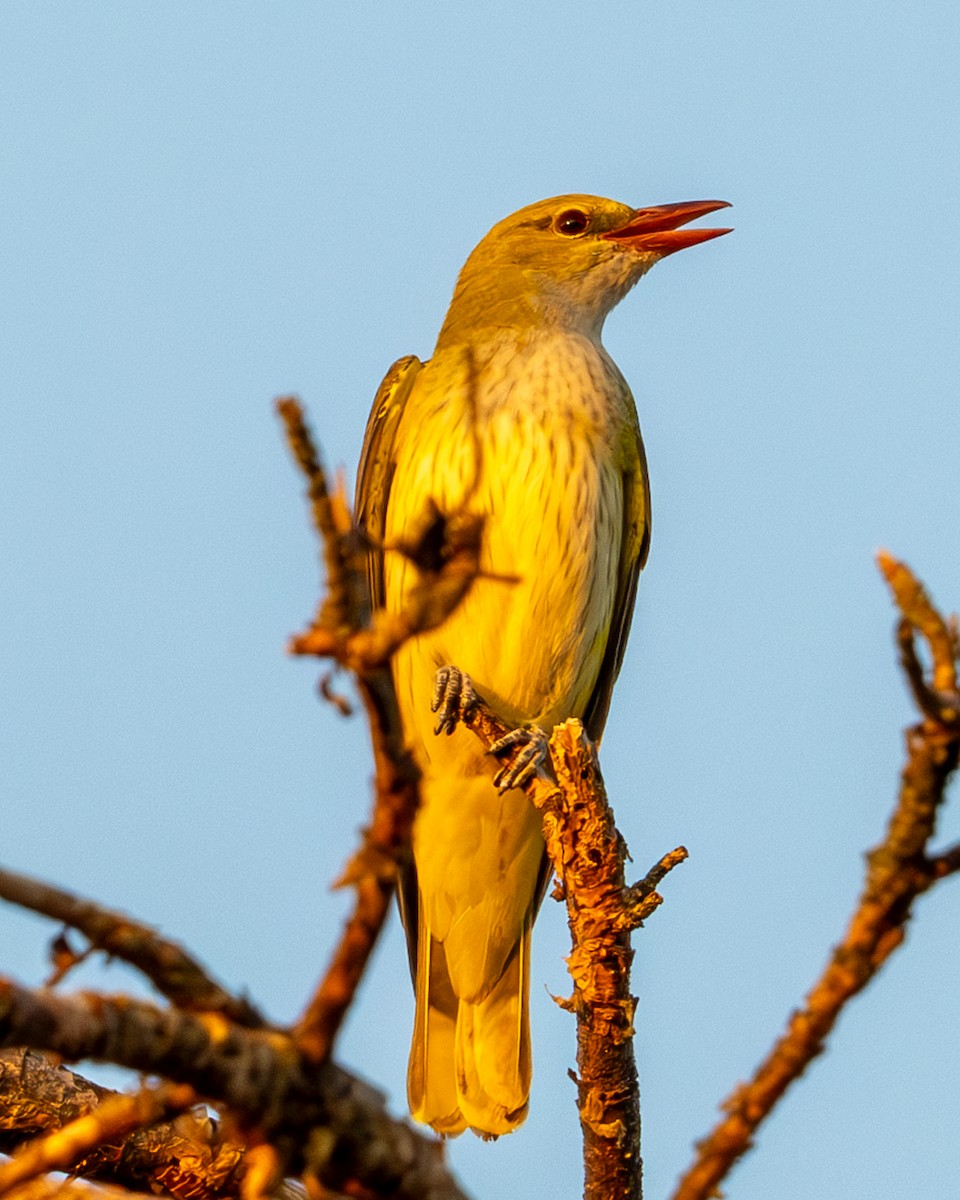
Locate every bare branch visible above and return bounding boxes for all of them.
[454,682,682,1200]
[275,398,421,1064]
[547,721,655,1200]
[292,657,420,1065]
[0,1075,196,1198]
[929,842,960,879]
[0,1048,246,1200]
[0,985,469,1200]
[672,556,960,1200]
[0,869,264,1029]
[877,549,958,697]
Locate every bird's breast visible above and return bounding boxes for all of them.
[387,332,633,736]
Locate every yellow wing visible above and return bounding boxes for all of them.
[355,354,423,610]
[582,422,651,742]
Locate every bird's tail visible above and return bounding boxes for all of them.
[407,919,532,1138]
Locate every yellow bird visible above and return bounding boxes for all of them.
[356,195,730,1137]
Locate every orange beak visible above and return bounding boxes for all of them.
[602,200,732,256]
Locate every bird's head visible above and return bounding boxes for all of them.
[435,194,731,350]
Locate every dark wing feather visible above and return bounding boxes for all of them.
[582,428,651,743]
[355,353,422,977]
[355,355,422,610]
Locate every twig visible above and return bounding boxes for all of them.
[929,841,960,879]
[276,398,364,641]
[278,398,487,1065]
[0,983,470,1200]
[276,397,422,1065]
[292,660,420,1066]
[0,870,264,1029]
[671,554,960,1200]
[877,550,957,696]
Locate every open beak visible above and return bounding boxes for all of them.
[602,200,732,257]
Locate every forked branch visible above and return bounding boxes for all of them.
[671,553,960,1200]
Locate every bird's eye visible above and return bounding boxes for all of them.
[554,209,589,237]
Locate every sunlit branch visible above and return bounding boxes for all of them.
[671,554,960,1200]
[0,870,264,1028]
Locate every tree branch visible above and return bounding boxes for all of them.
[0,1049,245,1200]
[455,688,684,1200]
[0,1071,197,1199]
[276,397,422,1065]
[0,983,470,1200]
[277,397,487,1067]
[0,870,264,1028]
[671,554,960,1200]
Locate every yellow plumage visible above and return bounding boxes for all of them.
[355,194,729,1136]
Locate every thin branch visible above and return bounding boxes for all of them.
[276,397,422,1065]
[622,846,689,925]
[671,555,960,1200]
[0,983,470,1200]
[0,870,264,1029]
[277,398,487,1066]
[291,657,420,1065]
[929,841,960,879]
[877,549,957,695]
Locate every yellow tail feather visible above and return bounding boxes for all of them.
[408,910,531,1138]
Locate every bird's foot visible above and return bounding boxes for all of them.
[488,725,549,792]
[432,665,478,736]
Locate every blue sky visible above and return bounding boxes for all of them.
[3,4,960,1197]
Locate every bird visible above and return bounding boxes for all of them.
[355,194,730,1138]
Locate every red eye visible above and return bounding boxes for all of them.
[555,209,589,236]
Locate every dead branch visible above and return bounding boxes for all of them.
[277,397,486,1066]
[276,397,422,1065]
[455,687,684,1200]
[671,554,960,1200]
[0,397,476,1200]
[0,870,264,1029]
[0,1048,245,1200]
[0,984,470,1200]
[0,1071,196,1198]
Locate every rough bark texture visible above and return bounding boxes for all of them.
[457,697,685,1200]
[548,723,643,1200]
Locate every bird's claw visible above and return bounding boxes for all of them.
[489,725,549,792]
[432,666,478,736]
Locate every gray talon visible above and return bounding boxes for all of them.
[432,665,477,736]
[489,725,548,792]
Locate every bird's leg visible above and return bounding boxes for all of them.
[432,665,479,735]
[432,667,548,791]
[488,725,549,792]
